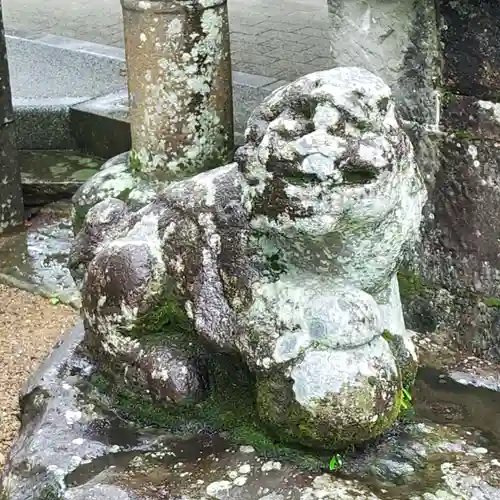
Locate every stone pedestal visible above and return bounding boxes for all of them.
[121,0,234,181]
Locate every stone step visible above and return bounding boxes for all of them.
[20,150,104,206]
[7,34,126,151]
[8,33,288,159]
[69,71,286,157]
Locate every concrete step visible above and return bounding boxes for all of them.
[19,150,104,206]
[8,33,288,159]
[7,34,126,151]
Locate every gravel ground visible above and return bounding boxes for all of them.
[0,284,77,469]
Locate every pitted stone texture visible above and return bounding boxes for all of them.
[71,152,157,233]
[73,67,426,449]
[69,198,130,284]
[123,0,233,179]
[441,0,500,101]
[326,0,440,126]
[422,95,500,298]
[404,93,500,360]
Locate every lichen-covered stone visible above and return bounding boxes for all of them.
[71,153,157,233]
[121,0,233,179]
[71,67,426,449]
[327,0,440,126]
[401,91,500,360]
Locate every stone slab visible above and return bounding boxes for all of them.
[7,35,125,100]
[70,90,131,158]
[20,150,104,205]
[7,34,126,150]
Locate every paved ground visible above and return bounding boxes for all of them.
[3,0,332,81]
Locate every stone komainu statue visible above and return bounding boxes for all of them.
[70,67,427,450]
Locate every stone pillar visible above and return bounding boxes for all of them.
[327,0,440,127]
[0,0,23,233]
[121,0,234,182]
[403,0,500,359]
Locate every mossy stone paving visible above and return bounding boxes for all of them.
[20,150,104,184]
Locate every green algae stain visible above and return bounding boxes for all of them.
[69,168,100,182]
[484,297,500,308]
[124,293,201,358]
[90,351,329,472]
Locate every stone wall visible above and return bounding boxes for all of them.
[410,0,500,359]
[328,0,500,360]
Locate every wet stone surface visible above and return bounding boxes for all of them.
[3,322,500,499]
[20,150,103,206]
[0,201,79,307]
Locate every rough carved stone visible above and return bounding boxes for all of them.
[70,67,427,450]
[326,0,440,126]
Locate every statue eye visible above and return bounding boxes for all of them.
[285,172,322,186]
[340,164,378,185]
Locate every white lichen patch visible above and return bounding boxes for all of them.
[129,2,231,179]
[478,99,500,124]
[65,410,83,425]
[291,337,398,417]
[238,464,251,474]
[261,461,282,472]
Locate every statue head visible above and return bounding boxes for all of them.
[237,67,427,292]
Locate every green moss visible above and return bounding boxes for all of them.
[483,297,500,308]
[440,89,457,107]
[265,252,287,276]
[129,150,142,174]
[452,129,477,140]
[382,328,418,389]
[399,268,500,309]
[397,269,434,301]
[342,166,377,184]
[286,172,322,186]
[35,485,63,500]
[114,186,133,204]
[91,353,329,472]
[382,329,394,342]
[255,372,402,455]
[123,290,201,356]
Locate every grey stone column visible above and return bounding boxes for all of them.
[0,0,23,233]
[327,0,440,127]
[121,0,234,182]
